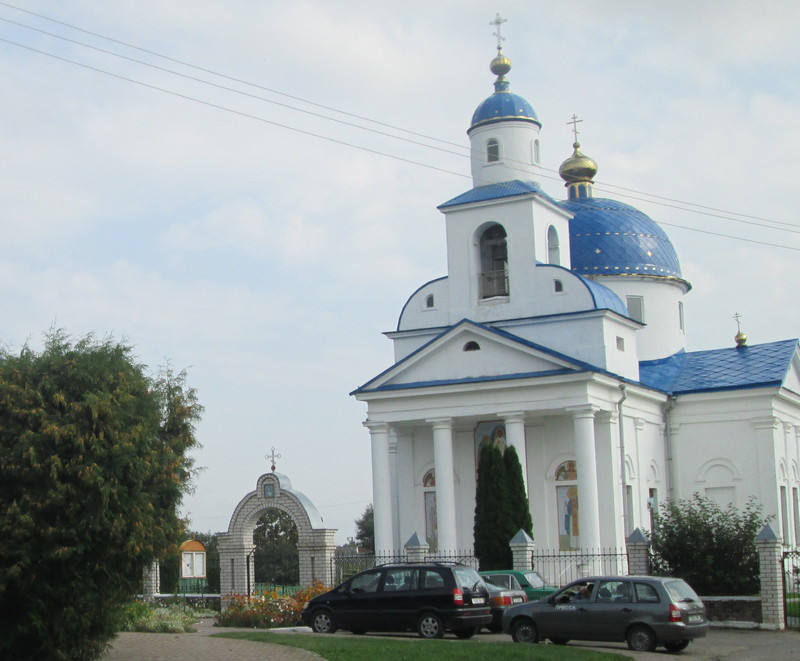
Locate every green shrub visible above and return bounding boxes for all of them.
[648,494,770,596]
[119,600,216,633]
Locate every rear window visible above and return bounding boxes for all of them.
[523,571,546,588]
[486,574,511,588]
[453,567,483,591]
[665,579,702,604]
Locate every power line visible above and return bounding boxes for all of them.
[0,7,797,251]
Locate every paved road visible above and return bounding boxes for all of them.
[105,622,800,661]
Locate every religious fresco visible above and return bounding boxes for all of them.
[474,420,507,455]
[555,461,579,550]
[422,469,437,549]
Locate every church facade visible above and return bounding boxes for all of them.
[352,44,800,557]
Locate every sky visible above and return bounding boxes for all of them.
[1,1,798,544]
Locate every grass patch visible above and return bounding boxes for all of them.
[214,631,628,661]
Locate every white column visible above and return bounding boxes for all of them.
[364,420,395,555]
[569,406,602,550]
[501,411,528,493]
[429,417,458,553]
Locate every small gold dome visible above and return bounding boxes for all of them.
[735,330,748,347]
[490,54,512,77]
[559,142,598,183]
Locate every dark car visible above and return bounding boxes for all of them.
[301,562,492,638]
[502,575,708,653]
[480,569,557,601]
[483,580,527,632]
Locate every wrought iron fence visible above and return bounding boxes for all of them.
[331,551,478,585]
[532,548,629,587]
[783,547,800,629]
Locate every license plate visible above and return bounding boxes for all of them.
[513,597,523,603]
[472,597,484,605]
[688,614,703,623]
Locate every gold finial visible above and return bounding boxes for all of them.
[489,14,511,78]
[733,312,748,348]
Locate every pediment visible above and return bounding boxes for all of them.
[357,321,586,393]
[785,345,800,396]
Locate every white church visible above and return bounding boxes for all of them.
[351,36,800,557]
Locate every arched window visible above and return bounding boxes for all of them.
[423,469,437,549]
[547,225,561,265]
[533,139,541,164]
[554,279,563,293]
[425,294,435,309]
[555,461,579,551]
[479,224,508,298]
[463,341,481,351]
[486,138,500,163]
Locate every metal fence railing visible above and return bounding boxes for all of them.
[532,548,629,587]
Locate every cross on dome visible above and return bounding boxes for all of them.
[490,13,507,53]
[266,446,282,472]
[568,114,583,146]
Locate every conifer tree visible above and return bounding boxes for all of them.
[473,442,512,569]
[503,445,533,538]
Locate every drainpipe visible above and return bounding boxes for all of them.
[618,384,629,538]
[664,396,677,501]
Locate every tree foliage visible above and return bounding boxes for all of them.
[253,508,299,586]
[648,494,770,596]
[474,443,533,570]
[354,504,374,553]
[0,330,202,660]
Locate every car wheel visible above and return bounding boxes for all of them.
[453,626,478,639]
[510,618,538,644]
[664,640,690,653]
[549,638,569,645]
[417,612,445,639]
[311,610,337,634]
[626,625,657,652]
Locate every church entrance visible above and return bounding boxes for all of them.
[217,456,337,611]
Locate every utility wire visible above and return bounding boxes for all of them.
[1,1,795,232]
[0,10,797,251]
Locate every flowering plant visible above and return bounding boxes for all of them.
[216,580,327,628]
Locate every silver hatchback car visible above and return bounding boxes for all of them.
[501,575,708,653]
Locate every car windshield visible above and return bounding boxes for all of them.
[664,579,701,603]
[523,571,546,588]
[453,567,483,591]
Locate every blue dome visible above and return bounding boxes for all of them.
[563,197,685,281]
[469,79,541,132]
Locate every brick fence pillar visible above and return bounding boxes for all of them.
[509,529,535,571]
[626,528,650,575]
[404,532,430,563]
[756,523,785,630]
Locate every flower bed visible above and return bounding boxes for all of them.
[216,581,327,628]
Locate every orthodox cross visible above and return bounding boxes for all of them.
[490,13,507,52]
[733,312,743,333]
[567,114,583,143]
[266,446,282,472]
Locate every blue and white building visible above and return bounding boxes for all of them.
[352,46,800,556]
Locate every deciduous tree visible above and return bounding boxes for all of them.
[0,330,202,660]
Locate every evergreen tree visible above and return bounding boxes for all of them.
[473,442,511,569]
[354,504,375,552]
[503,445,533,538]
[0,330,202,661]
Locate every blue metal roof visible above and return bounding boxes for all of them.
[580,275,629,317]
[439,179,560,210]
[639,339,798,395]
[469,78,540,131]
[564,197,685,281]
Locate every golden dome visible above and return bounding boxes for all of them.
[490,53,512,77]
[559,142,598,183]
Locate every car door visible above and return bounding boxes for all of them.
[585,579,636,641]
[533,580,591,640]
[369,567,419,631]
[336,568,382,630]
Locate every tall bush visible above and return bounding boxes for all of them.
[0,330,202,660]
[648,494,770,595]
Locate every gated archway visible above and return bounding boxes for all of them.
[217,471,336,610]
